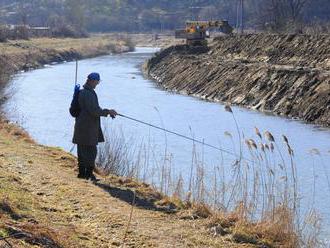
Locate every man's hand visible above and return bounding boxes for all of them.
[108,109,118,119]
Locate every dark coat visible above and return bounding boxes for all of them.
[72,84,108,145]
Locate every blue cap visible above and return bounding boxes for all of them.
[87,72,100,81]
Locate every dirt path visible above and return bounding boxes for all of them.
[0,120,251,248]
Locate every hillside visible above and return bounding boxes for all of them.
[0,0,329,33]
[145,34,330,127]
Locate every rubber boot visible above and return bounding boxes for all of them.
[77,163,87,179]
[86,165,100,183]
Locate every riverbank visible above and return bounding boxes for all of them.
[0,116,300,247]
[105,33,183,48]
[0,35,134,91]
[145,34,330,127]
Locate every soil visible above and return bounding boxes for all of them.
[145,34,330,127]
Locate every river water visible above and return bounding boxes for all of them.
[2,48,330,243]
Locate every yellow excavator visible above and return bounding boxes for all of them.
[175,20,233,46]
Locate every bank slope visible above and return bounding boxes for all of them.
[0,118,265,248]
[0,35,133,89]
[146,34,330,127]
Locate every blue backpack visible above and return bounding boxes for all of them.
[69,84,81,117]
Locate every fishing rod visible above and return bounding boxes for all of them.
[75,59,78,85]
[117,113,252,162]
[69,60,79,153]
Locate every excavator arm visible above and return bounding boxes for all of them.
[185,21,233,35]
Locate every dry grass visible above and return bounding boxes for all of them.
[0,35,132,56]
[0,106,325,247]
[0,117,34,143]
[95,104,325,247]
[205,208,298,247]
[1,116,263,247]
[0,34,134,91]
[0,169,78,248]
[0,99,323,247]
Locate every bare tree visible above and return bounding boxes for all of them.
[287,0,309,21]
[256,0,309,31]
[18,2,28,25]
[65,0,86,32]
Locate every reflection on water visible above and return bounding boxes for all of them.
[2,47,330,242]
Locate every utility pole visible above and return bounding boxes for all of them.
[240,0,244,34]
[236,0,240,30]
[236,0,244,34]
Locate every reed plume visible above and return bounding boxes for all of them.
[264,131,275,142]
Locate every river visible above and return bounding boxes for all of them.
[2,47,330,243]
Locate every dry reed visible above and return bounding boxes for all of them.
[95,106,324,247]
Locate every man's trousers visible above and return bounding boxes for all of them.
[77,145,97,178]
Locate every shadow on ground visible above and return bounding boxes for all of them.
[95,182,177,213]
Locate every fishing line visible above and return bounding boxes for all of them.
[117,113,252,162]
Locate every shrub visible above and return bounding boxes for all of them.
[123,36,135,51]
[12,26,29,40]
[0,25,9,42]
[51,25,88,38]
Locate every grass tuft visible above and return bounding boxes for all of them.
[192,203,212,219]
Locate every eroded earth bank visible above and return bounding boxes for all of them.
[146,34,330,127]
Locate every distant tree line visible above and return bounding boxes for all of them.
[0,0,329,35]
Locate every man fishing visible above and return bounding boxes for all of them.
[72,72,117,182]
